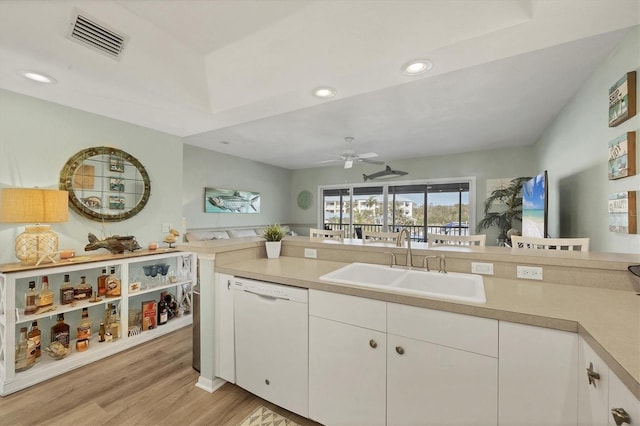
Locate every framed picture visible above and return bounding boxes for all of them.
[109,177,125,192]
[109,156,125,173]
[204,188,261,213]
[109,195,125,210]
[608,132,636,180]
[608,191,637,234]
[608,71,637,127]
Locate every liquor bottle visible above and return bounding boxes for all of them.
[38,276,54,309]
[98,322,106,342]
[103,303,113,342]
[157,296,168,326]
[76,307,91,352]
[50,313,70,348]
[97,268,108,296]
[105,267,121,297]
[60,274,75,305]
[74,276,92,300]
[24,281,38,315]
[15,327,36,372]
[110,305,120,339]
[28,320,41,358]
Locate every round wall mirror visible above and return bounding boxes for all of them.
[59,146,151,222]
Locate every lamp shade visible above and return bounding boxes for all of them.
[1,188,69,223]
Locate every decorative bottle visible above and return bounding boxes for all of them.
[110,305,120,339]
[157,296,168,326]
[97,268,108,296]
[105,267,121,297]
[24,281,38,315]
[74,276,92,301]
[50,313,70,348]
[15,327,36,372]
[60,274,75,305]
[28,320,41,358]
[76,307,91,352]
[98,322,106,342]
[38,276,54,309]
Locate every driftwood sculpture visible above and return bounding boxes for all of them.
[85,233,141,254]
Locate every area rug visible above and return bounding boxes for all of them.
[239,405,299,426]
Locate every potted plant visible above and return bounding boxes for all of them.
[262,224,285,258]
[477,177,530,245]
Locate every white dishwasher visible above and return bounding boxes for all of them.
[233,278,309,417]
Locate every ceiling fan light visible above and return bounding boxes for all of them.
[402,59,433,76]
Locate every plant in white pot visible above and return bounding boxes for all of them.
[262,224,285,259]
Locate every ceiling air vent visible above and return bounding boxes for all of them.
[67,11,129,60]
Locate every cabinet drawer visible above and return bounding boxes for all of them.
[387,302,498,357]
[309,290,386,331]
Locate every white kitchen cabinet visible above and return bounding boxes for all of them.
[308,290,387,425]
[499,321,578,426]
[387,303,498,426]
[309,316,387,426]
[213,272,235,383]
[0,250,195,396]
[578,336,610,425]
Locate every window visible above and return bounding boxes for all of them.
[319,178,474,240]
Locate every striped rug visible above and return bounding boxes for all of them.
[239,406,299,426]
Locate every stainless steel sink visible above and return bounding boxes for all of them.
[319,262,486,304]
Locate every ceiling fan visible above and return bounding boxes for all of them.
[317,137,384,169]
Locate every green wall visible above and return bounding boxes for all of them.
[0,89,184,264]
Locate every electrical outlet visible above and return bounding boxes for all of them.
[517,265,543,280]
[161,223,172,232]
[471,262,494,275]
[304,248,317,259]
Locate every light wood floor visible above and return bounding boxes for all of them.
[0,326,321,426]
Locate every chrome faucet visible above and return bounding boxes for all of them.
[396,229,412,267]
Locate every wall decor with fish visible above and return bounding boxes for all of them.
[204,188,261,213]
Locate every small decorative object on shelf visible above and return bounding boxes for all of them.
[84,233,141,254]
[97,268,108,296]
[76,307,91,352]
[44,342,70,360]
[141,300,157,331]
[74,276,93,300]
[162,228,180,248]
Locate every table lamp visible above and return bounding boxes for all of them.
[1,188,69,265]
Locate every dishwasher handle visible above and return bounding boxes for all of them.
[243,288,291,301]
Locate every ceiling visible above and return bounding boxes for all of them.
[0,1,638,170]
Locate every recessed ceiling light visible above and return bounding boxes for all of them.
[312,86,337,99]
[22,71,57,84]
[401,59,433,76]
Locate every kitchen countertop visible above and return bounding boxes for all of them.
[216,256,640,400]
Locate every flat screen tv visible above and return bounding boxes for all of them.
[521,171,548,238]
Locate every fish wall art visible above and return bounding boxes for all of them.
[204,188,261,213]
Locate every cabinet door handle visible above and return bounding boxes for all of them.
[586,362,600,387]
[369,339,377,349]
[612,408,631,426]
[227,280,231,290]
[395,346,405,355]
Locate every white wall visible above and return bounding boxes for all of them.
[182,144,291,230]
[534,26,640,253]
[0,90,184,264]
